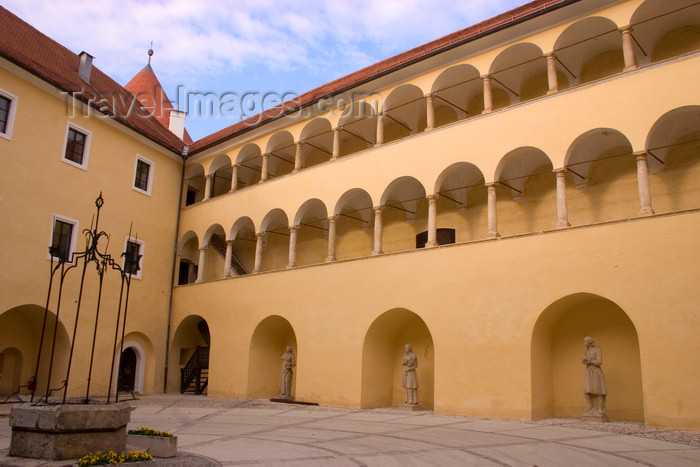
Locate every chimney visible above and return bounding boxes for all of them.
[169,110,187,139]
[78,51,94,83]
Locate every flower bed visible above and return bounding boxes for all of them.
[125,426,177,459]
[77,450,153,465]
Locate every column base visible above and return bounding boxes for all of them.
[582,414,609,423]
[624,65,637,72]
[325,257,336,263]
[547,89,558,95]
[482,109,492,115]
[426,242,438,248]
[555,221,571,228]
[639,207,654,216]
[286,264,295,269]
[487,232,500,238]
[371,250,383,256]
[396,404,422,411]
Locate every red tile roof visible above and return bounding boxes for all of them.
[189,0,577,153]
[125,63,194,145]
[0,6,186,154]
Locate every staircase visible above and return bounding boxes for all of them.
[209,233,248,276]
[180,320,211,395]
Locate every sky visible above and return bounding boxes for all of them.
[4,0,525,141]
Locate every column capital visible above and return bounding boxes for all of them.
[206,173,213,179]
[327,215,337,222]
[426,193,438,201]
[619,25,633,34]
[199,245,207,251]
[545,51,556,59]
[553,167,567,175]
[295,140,303,146]
[226,239,234,245]
[232,162,240,168]
[486,181,497,188]
[424,93,434,99]
[481,74,491,81]
[634,152,649,161]
[255,232,264,239]
[289,225,298,233]
[373,205,384,213]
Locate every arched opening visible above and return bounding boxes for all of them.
[209,154,232,198]
[247,315,297,398]
[259,209,290,272]
[169,315,210,394]
[202,224,226,282]
[229,217,256,276]
[333,188,374,260]
[236,143,263,187]
[299,118,333,168]
[117,348,137,392]
[380,177,428,253]
[431,64,483,127]
[554,17,622,86]
[490,43,547,105]
[266,131,296,179]
[361,308,434,409]
[337,101,376,157]
[646,106,700,213]
[565,128,636,224]
[183,164,205,206]
[177,231,199,285]
[293,199,329,267]
[631,0,700,66]
[0,305,70,395]
[531,293,643,422]
[434,162,487,242]
[382,85,426,144]
[494,147,555,235]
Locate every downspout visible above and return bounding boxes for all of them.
[163,145,188,393]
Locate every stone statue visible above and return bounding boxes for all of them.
[581,336,608,422]
[279,346,295,399]
[401,344,419,405]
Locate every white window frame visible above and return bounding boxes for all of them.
[132,154,154,196]
[0,88,18,141]
[123,236,145,280]
[61,121,91,170]
[48,214,79,263]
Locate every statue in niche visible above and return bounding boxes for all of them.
[401,344,419,405]
[279,346,295,399]
[581,336,608,421]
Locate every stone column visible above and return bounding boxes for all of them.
[371,206,384,255]
[196,246,206,283]
[636,153,654,215]
[425,94,435,131]
[326,216,337,262]
[229,164,239,192]
[203,174,212,201]
[287,226,298,268]
[487,183,500,238]
[259,153,269,183]
[375,115,384,146]
[546,52,558,94]
[554,169,571,228]
[253,233,264,273]
[331,128,340,160]
[482,75,493,114]
[620,26,637,71]
[293,141,302,173]
[223,240,233,277]
[426,194,438,247]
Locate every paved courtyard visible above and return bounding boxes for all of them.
[1,394,699,466]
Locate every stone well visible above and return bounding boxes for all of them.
[9,402,132,460]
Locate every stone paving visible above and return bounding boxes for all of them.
[1,394,699,466]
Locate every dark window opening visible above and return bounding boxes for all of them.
[124,240,141,275]
[0,96,10,134]
[64,128,86,164]
[51,219,74,261]
[185,188,197,206]
[416,228,456,249]
[134,159,150,191]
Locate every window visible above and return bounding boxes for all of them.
[123,237,144,279]
[132,155,154,195]
[0,89,17,140]
[49,215,78,262]
[62,123,91,169]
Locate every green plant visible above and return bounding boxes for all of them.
[77,450,153,466]
[127,425,173,437]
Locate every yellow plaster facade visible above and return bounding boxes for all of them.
[1,0,699,430]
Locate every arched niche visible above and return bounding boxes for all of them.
[168,315,210,393]
[361,308,434,409]
[0,305,70,395]
[247,315,297,398]
[113,332,154,394]
[531,293,643,422]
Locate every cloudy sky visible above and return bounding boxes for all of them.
[4,0,525,140]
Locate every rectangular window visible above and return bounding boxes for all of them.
[0,89,17,140]
[49,215,78,262]
[62,123,90,169]
[123,238,144,279]
[132,155,154,195]
[0,96,10,134]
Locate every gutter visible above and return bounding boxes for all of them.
[163,145,188,393]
